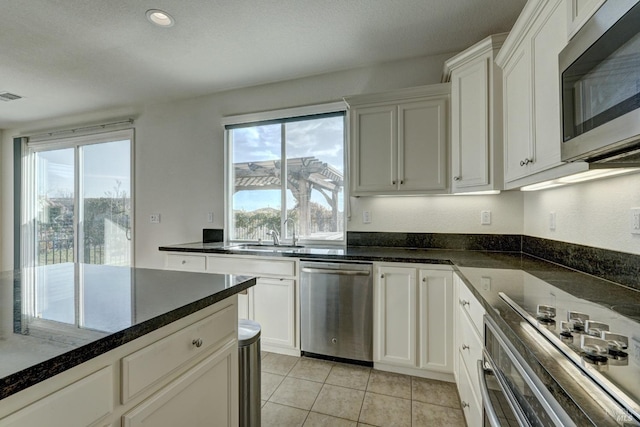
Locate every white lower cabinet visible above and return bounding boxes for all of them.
[374,264,453,380]
[249,278,296,350]
[122,340,238,427]
[454,274,485,427]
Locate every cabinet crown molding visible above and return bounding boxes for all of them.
[441,33,509,82]
[495,0,554,67]
[343,83,450,108]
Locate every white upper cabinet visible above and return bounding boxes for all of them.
[567,0,606,39]
[496,0,584,189]
[346,84,450,196]
[444,34,507,193]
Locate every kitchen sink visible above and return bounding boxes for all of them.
[223,243,305,252]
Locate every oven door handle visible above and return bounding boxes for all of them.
[477,358,502,427]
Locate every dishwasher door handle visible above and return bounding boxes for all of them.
[301,267,371,276]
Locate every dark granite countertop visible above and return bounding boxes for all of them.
[161,241,640,425]
[0,263,256,400]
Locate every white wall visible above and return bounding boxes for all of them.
[523,173,640,255]
[349,191,523,234]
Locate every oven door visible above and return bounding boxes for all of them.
[480,316,576,427]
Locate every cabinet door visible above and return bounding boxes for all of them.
[451,57,491,190]
[374,266,416,367]
[250,278,295,349]
[530,0,566,174]
[503,44,534,183]
[122,341,238,427]
[351,104,397,194]
[398,99,448,192]
[567,0,606,39]
[418,270,453,373]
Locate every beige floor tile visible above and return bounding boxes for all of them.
[366,370,411,399]
[311,384,366,421]
[412,401,466,426]
[262,353,299,375]
[303,411,357,427]
[288,357,334,383]
[262,371,285,400]
[359,392,411,427]
[261,402,309,427]
[411,377,460,408]
[269,377,323,410]
[325,363,371,390]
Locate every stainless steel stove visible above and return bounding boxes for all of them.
[499,289,640,424]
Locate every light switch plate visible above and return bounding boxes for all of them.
[150,213,161,224]
[362,211,372,224]
[481,210,491,225]
[549,212,556,231]
[631,208,640,235]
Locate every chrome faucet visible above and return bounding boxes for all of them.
[283,218,298,246]
[267,229,280,245]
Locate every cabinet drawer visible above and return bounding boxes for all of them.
[207,255,295,278]
[166,254,206,272]
[457,352,483,427]
[458,311,483,399]
[1,366,113,427]
[458,281,484,336]
[121,304,236,403]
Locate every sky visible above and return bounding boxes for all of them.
[232,115,345,212]
[36,139,131,199]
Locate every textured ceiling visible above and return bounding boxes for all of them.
[0,0,526,128]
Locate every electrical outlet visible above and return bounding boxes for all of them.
[631,208,640,235]
[481,210,491,225]
[150,213,161,224]
[363,211,372,224]
[207,212,214,223]
[549,212,556,231]
[481,277,491,291]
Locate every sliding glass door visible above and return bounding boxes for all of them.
[29,132,133,268]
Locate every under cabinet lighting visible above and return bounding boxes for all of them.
[452,190,501,196]
[520,168,640,191]
[146,9,175,27]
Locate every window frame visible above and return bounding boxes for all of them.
[223,101,348,245]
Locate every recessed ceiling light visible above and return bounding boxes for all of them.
[146,9,174,27]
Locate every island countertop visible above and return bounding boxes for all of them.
[0,263,256,400]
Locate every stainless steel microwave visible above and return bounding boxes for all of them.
[560,0,640,163]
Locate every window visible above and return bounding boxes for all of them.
[226,108,346,243]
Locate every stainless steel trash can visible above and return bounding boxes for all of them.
[238,319,261,427]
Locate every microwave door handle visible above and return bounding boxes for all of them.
[478,359,502,427]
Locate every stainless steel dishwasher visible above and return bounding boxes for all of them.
[300,260,373,364]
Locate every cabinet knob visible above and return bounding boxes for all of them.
[380,274,385,279]
[192,338,203,348]
[453,176,461,181]
[461,344,470,350]
[392,180,396,185]
[400,180,404,185]
[459,299,470,307]
[181,260,187,264]
[422,277,426,282]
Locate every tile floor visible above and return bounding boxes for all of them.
[260,352,466,427]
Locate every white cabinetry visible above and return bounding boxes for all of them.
[374,264,454,381]
[122,341,237,427]
[497,0,588,189]
[444,34,507,193]
[346,85,450,196]
[453,274,485,427]
[203,254,299,356]
[0,298,239,427]
[567,0,606,39]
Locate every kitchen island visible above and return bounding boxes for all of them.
[0,262,256,426]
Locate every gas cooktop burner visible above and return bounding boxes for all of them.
[583,353,609,365]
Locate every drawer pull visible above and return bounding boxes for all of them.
[192,338,203,348]
[181,260,187,264]
[459,299,470,307]
[462,344,470,350]
[462,401,470,409]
